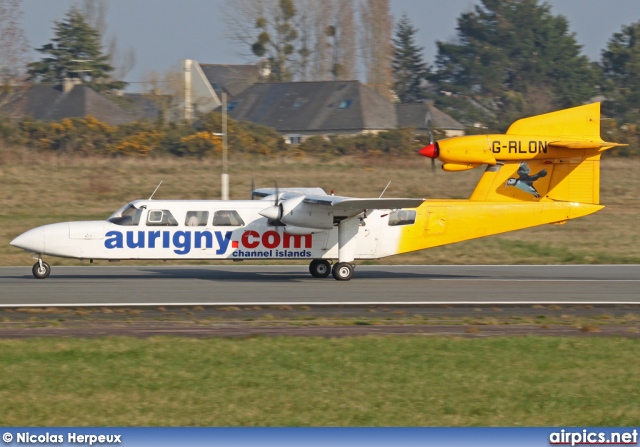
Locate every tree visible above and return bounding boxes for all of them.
[309,0,356,81]
[433,0,597,128]
[75,0,137,82]
[139,66,185,123]
[223,0,301,82]
[360,0,393,99]
[328,0,356,80]
[223,0,357,82]
[600,21,640,122]
[0,0,29,113]
[251,0,299,81]
[27,7,126,91]
[224,0,299,81]
[392,14,429,103]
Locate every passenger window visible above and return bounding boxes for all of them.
[388,210,416,226]
[185,211,209,226]
[212,210,244,226]
[147,209,178,226]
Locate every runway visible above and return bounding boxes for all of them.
[0,264,638,307]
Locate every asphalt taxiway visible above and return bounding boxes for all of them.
[0,264,638,307]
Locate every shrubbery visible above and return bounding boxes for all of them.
[0,111,636,158]
[0,112,435,158]
[0,113,284,157]
[298,128,437,156]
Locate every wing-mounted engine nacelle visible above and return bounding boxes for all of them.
[259,197,333,230]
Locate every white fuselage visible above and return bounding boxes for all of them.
[11,199,408,262]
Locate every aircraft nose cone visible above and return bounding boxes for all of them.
[10,226,45,253]
[419,142,439,159]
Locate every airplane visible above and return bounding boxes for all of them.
[10,102,624,281]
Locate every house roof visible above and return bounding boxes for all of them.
[227,81,397,133]
[199,64,261,97]
[122,93,172,121]
[10,84,140,125]
[396,102,465,131]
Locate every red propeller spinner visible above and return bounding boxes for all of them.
[418,142,439,159]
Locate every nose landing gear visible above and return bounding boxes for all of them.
[32,258,51,279]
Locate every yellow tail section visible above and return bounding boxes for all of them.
[471,103,612,205]
[394,103,619,256]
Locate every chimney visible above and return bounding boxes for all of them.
[62,77,74,93]
[259,58,271,79]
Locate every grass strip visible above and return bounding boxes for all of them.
[0,336,638,426]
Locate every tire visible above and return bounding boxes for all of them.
[309,259,331,278]
[332,262,354,281]
[32,261,51,279]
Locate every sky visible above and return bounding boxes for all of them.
[19,0,640,92]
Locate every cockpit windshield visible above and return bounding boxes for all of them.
[108,203,143,226]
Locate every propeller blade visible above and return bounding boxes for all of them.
[259,180,284,221]
[250,178,255,200]
[424,130,436,173]
[267,180,283,222]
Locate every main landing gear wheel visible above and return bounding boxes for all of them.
[32,261,51,279]
[309,259,332,278]
[332,262,354,281]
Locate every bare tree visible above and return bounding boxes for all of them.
[331,0,356,80]
[107,35,136,81]
[310,1,331,80]
[75,0,136,82]
[294,0,315,80]
[223,0,299,81]
[360,0,393,98]
[0,0,28,114]
[299,0,357,81]
[222,0,267,56]
[223,0,357,82]
[140,67,184,122]
[76,0,107,35]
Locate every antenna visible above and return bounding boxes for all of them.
[149,181,163,200]
[379,181,391,198]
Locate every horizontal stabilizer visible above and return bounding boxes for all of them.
[548,140,627,150]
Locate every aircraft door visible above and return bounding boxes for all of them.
[355,213,381,257]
